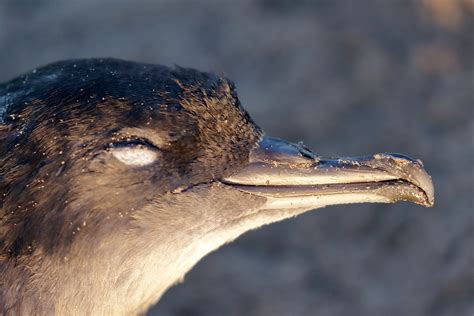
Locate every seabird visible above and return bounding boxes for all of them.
[0,58,434,315]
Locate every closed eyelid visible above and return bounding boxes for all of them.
[110,138,158,150]
[114,127,167,148]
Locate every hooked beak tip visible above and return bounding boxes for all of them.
[370,153,435,207]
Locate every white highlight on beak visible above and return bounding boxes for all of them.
[111,146,158,166]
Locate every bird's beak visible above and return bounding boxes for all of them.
[222,136,434,211]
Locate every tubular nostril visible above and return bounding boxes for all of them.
[250,136,317,165]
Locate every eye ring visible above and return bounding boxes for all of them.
[109,138,159,167]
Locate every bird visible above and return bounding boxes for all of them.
[0,58,434,315]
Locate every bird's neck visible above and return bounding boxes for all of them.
[0,227,239,315]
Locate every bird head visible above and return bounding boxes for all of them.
[0,59,434,314]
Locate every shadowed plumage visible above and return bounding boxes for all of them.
[0,58,434,315]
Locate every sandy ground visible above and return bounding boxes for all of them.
[1,1,473,315]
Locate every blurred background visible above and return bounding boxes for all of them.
[1,0,473,315]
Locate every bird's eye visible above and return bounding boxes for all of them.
[109,139,159,167]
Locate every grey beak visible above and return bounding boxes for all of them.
[222,137,434,210]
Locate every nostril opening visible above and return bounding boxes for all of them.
[295,142,316,160]
[299,147,316,160]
